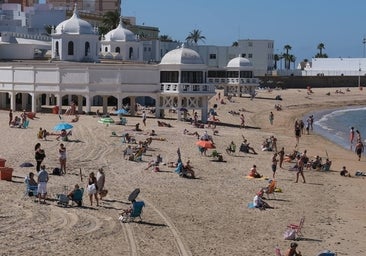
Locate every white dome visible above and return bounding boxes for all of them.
[55,6,95,35]
[160,45,203,65]
[104,18,136,42]
[227,56,253,69]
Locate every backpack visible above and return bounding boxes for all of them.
[53,167,61,176]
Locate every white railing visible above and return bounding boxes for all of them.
[160,83,216,94]
[207,77,259,84]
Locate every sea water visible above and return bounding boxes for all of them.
[311,106,366,150]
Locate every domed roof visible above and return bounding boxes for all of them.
[104,17,136,42]
[55,5,95,35]
[160,44,204,65]
[227,56,253,69]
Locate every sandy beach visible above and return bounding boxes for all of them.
[0,87,365,256]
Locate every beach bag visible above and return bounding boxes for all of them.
[87,184,97,194]
[283,229,296,240]
[99,189,108,197]
[53,167,61,176]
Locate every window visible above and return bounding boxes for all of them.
[248,53,253,58]
[105,47,108,52]
[209,54,216,59]
[55,41,59,56]
[241,53,246,58]
[248,42,253,47]
[84,42,90,56]
[116,47,120,53]
[181,71,203,83]
[68,41,74,55]
[129,47,133,59]
[160,71,179,83]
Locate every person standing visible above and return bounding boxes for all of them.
[8,109,13,126]
[240,114,245,128]
[295,155,306,183]
[35,143,46,172]
[96,168,106,200]
[142,111,147,127]
[59,143,67,175]
[269,111,274,125]
[271,153,278,178]
[37,165,49,204]
[349,127,355,148]
[355,139,364,161]
[87,172,99,206]
[294,121,301,145]
[278,147,285,168]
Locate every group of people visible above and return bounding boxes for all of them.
[9,109,28,128]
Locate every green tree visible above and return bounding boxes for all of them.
[102,10,120,30]
[159,35,173,42]
[317,43,325,56]
[185,29,206,45]
[232,41,239,47]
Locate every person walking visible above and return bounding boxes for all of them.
[271,153,278,178]
[295,155,306,183]
[355,139,364,161]
[278,147,285,168]
[35,143,46,172]
[37,165,49,204]
[96,168,106,200]
[142,111,147,126]
[269,111,274,125]
[87,172,99,207]
[59,143,67,175]
[8,109,13,126]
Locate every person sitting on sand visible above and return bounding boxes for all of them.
[340,166,351,177]
[284,150,298,162]
[226,141,236,154]
[248,165,262,178]
[56,129,71,141]
[67,184,83,206]
[240,139,257,154]
[285,242,302,256]
[135,123,142,131]
[184,160,196,178]
[321,158,332,171]
[145,154,163,171]
[253,190,273,210]
[38,128,43,139]
[157,120,172,127]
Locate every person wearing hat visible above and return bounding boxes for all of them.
[285,242,302,256]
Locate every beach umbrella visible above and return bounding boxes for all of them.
[178,107,188,112]
[114,109,128,115]
[128,188,140,202]
[54,122,73,131]
[98,117,115,124]
[20,162,34,167]
[196,140,215,149]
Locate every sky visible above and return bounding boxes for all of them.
[122,0,366,64]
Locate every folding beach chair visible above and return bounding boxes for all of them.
[24,176,38,198]
[287,216,305,238]
[120,201,145,223]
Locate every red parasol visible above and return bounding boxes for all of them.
[196,140,215,149]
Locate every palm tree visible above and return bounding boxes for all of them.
[232,41,239,47]
[317,43,325,56]
[102,10,120,29]
[289,54,296,69]
[185,29,206,45]
[274,54,281,70]
[283,45,292,70]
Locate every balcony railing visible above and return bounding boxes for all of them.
[160,83,216,94]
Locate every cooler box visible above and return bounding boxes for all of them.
[0,167,13,181]
[0,158,6,167]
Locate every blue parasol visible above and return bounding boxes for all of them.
[114,109,128,115]
[54,122,73,131]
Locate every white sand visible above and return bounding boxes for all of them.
[0,87,365,256]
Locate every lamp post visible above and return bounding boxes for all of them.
[363,37,366,58]
[358,67,361,88]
